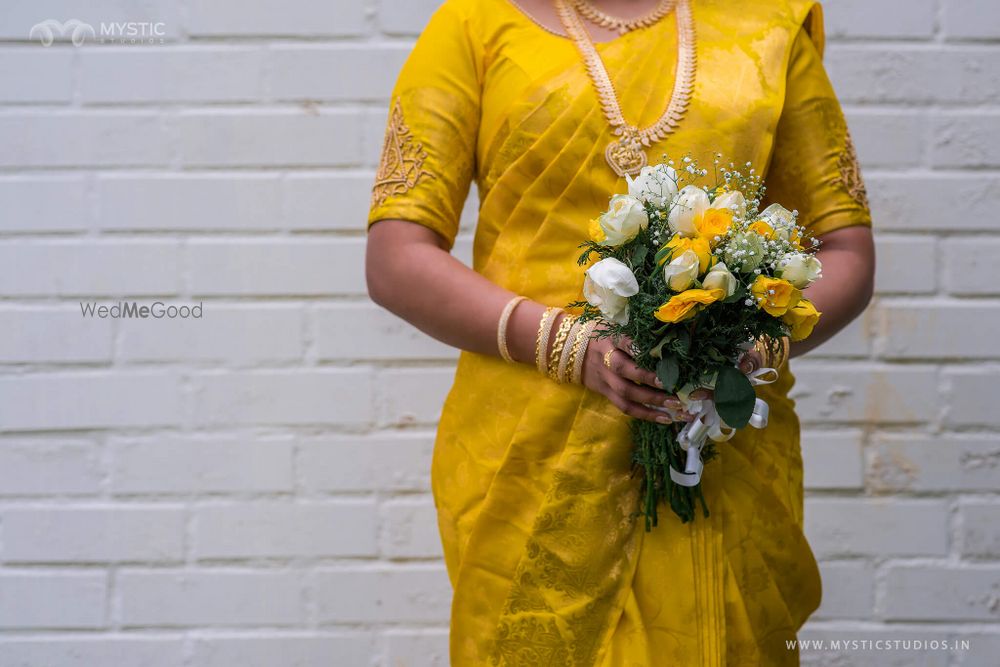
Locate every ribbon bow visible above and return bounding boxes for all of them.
[668,366,778,488]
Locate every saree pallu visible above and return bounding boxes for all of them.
[368,1,872,664]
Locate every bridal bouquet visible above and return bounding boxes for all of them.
[569,156,823,528]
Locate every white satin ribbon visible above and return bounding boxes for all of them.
[668,364,777,487]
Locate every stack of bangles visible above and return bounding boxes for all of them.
[754,334,791,371]
[495,296,597,385]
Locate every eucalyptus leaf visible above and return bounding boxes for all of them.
[656,356,680,393]
[713,365,755,428]
[631,243,649,268]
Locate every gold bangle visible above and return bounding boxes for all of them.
[547,314,575,380]
[497,295,527,363]
[570,320,596,384]
[557,317,583,383]
[535,307,559,374]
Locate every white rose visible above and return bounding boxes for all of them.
[662,249,700,292]
[583,257,640,325]
[626,164,679,208]
[760,203,797,240]
[667,185,709,238]
[779,253,823,288]
[711,190,747,220]
[702,261,738,297]
[597,194,649,246]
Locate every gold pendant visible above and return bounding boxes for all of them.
[604,133,647,177]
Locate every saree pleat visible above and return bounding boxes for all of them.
[367,1,871,664]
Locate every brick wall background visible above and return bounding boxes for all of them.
[0,0,997,665]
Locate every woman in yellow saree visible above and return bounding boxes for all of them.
[365,0,875,664]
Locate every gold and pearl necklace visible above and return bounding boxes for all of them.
[571,0,675,35]
[554,0,697,178]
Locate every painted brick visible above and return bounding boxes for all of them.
[947,370,1000,427]
[0,306,113,363]
[880,303,1000,360]
[801,430,864,490]
[933,113,1000,168]
[117,304,303,363]
[944,237,1000,295]
[0,240,181,297]
[805,498,949,557]
[0,638,184,667]
[943,0,1000,40]
[313,566,450,624]
[178,111,364,168]
[883,566,1000,621]
[0,372,182,431]
[80,48,265,103]
[110,436,295,494]
[269,46,409,102]
[0,571,106,629]
[186,0,366,37]
[298,434,435,494]
[873,236,936,294]
[1,506,185,563]
[0,113,170,168]
[812,560,874,619]
[119,570,304,627]
[377,367,457,427]
[190,634,374,667]
[0,177,90,233]
[186,239,365,296]
[0,438,102,496]
[866,174,1000,232]
[314,303,456,361]
[98,174,281,231]
[189,370,374,427]
[868,434,1000,493]
[193,501,378,559]
[380,496,443,559]
[822,0,935,40]
[788,364,938,425]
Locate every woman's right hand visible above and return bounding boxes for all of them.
[580,326,704,425]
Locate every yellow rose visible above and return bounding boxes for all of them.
[660,234,712,274]
[781,298,821,341]
[653,287,725,323]
[588,217,606,243]
[751,275,802,316]
[748,219,776,239]
[696,208,733,247]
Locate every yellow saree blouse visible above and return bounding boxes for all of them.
[367,1,872,665]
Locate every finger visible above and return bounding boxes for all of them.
[689,388,712,400]
[613,334,639,358]
[613,377,673,408]
[613,396,677,424]
[738,351,761,374]
[610,351,662,388]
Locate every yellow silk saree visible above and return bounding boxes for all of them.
[367,0,872,664]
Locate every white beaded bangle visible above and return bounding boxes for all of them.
[497,295,528,363]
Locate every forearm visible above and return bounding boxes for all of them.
[789,225,875,358]
[365,219,565,366]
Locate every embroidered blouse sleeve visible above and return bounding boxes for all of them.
[763,21,872,238]
[366,2,483,251]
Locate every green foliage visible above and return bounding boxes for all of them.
[713,365,756,428]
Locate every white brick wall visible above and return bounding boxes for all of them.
[0,0,997,665]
